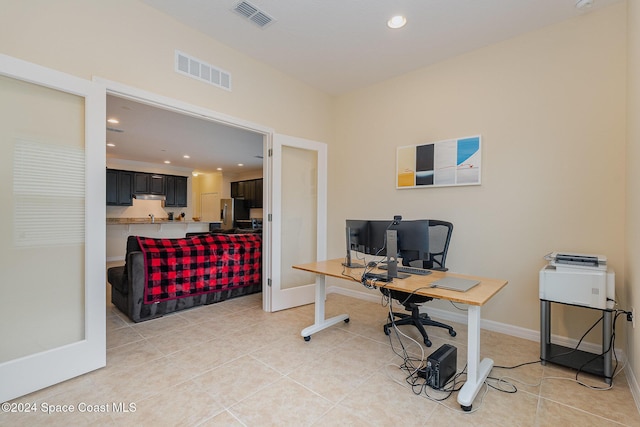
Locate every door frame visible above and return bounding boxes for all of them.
[0,54,106,402]
[94,78,276,308]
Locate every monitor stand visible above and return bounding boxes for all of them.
[386,229,409,279]
[342,226,364,268]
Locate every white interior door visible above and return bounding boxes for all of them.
[0,54,105,402]
[266,134,327,312]
[201,192,220,221]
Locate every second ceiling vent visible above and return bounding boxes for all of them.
[232,1,275,28]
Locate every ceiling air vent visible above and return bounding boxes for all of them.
[232,1,275,28]
[175,50,231,91]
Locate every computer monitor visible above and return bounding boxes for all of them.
[379,219,429,279]
[342,219,369,268]
[393,220,430,266]
[345,218,430,267]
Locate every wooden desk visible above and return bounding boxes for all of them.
[292,258,508,411]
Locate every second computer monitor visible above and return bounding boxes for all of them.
[346,219,430,265]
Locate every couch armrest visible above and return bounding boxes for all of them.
[127,251,145,323]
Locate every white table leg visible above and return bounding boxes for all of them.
[457,305,493,410]
[300,274,349,341]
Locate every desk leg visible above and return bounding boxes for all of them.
[458,305,493,411]
[300,274,349,341]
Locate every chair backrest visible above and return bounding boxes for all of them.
[427,220,453,270]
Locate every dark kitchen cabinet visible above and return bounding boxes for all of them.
[134,172,164,195]
[254,179,263,208]
[149,174,165,194]
[134,173,149,194]
[106,169,133,206]
[165,175,187,207]
[230,178,263,208]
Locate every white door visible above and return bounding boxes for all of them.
[266,134,327,312]
[0,54,105,402]
[201,192,220,221]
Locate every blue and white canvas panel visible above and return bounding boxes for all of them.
[456,136,481,185]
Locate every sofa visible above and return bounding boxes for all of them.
[107,233,262,322]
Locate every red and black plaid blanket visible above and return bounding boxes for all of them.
[137,234,262,304]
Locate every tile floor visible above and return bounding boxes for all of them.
[3,288,640,426]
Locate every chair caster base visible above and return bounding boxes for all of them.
[461,404,472,412]
[303,336,311,342]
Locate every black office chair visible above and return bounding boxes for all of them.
[382,220,456,347]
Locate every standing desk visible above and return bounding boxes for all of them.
[292,258,508,410]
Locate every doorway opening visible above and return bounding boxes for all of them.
[102,81,272,314]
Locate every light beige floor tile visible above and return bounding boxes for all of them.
[540,367,640,425]
[249,328,350,375]
[167,335,248,371]
[110,379,224,426]
[106,326,145,349]
[198,409,245,426]
[106,338,165,369]
[327,370,439,427]
[536,397,624,426]
[229,377,333,426]
[87,356,195,403]
[192,355,282,408]
[287,336,394,403]
[144,322,219,355]
[106,313,129,332]
[129,312,192,338]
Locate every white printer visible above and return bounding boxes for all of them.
[539,252,615,309]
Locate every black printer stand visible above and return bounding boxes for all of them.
[540,299,613,384]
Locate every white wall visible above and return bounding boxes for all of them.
[0,0,333,142]
[626,0,640,395]
[1,1,633,352]
[332,4,627,342]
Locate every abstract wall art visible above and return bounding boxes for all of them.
[397,135,481,189]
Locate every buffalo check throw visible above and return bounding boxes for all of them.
[137,234,262,303]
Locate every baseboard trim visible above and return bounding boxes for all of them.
[326,285,625,363]
[107,256,125,263]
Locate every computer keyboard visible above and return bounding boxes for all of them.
[378,265,432,276]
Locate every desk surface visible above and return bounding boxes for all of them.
[292,258,508,306]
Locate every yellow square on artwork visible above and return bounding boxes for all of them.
[397,172,414,187]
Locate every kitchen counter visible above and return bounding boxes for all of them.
[106,219,211,261]
[107,218,203,225]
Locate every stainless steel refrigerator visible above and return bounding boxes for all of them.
[220,198,249,229]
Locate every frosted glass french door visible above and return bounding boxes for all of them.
[267,134,327,312]
[0,54,105,402]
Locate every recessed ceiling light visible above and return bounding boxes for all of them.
[164,160,171,164]
[387,15,406,29]
[106,143,115,147]
[192,172,198,177]
[575,0,593,9]
[238,163,244,167]
[107,118,119,124]
[183,155,190,159]
[217,167,223,171]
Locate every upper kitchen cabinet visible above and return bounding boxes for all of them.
[165,175,188,207]
[134,172,165,195]
[149,174,165,194]
[106,169,133,206]
[230,178,263,208]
